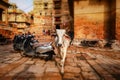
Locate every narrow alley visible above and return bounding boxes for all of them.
[0,0,120,80]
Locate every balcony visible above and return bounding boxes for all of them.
[54,6,61,9]
[54,17,61,24]
[44,6,48,10]
[53,1,61,9]
[0,21,6,26]
[54,21,61,24]
[53,10,61,15]
[55,17,61,21]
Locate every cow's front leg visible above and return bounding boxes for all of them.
[61,47,67,73]
[60,47,63,58]
[61,60,64,73]
[61,47,67,63]
[59,48,64,65]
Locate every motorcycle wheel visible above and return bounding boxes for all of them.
[45,50,54,61]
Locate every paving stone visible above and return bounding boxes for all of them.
[43,62,56,69]
[65,62,77,67]
[0,63,8,68]
[35,60,46,66]
[67,53,75,58]
[12,72,37,80]
[35,60,46,63]
[103,75,116,80]
[43,72,62,80]
[64,66,81,73]
[25,60,35,65]
[76,53,82,57]
[0,76,13,80]
[81,66,94,72]
[66,58,74,63]
[4,73,37,80]
[5,64,27,76]
[4,60,15,64]
[78,60,90,67]
[28,65,45,74]
[45,67,59,73]
[63,73,82,80]
[82,71,100,80]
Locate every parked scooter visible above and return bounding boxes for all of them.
[13,34,25,51]
[13,34,55,61]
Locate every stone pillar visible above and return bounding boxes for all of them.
[116,0,120,41]
[5,9,8,25]
[104,0,116,40]
[68,0,74,30]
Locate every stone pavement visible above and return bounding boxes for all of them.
[55,46,120,80]
[0,44,61,80]
[0,43,120,80]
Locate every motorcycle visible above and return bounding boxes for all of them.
[13,34,55,61]
[13,34,25,51]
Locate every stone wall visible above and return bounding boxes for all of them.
[74,0,104,40]
[74,0,119,41]
[116,0,120,40]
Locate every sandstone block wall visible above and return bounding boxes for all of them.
[74,0,120,41]
[116,0,120,40]
[74,0,104,40]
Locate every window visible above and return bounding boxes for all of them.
[44,3,48,9]
[44,3,48,7]
[40,13,42,15]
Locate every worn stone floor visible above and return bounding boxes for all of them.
[0,42,120,80]
[59,46,120,80]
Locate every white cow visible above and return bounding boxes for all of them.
[55,29,71,73]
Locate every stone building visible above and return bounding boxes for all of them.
[1,2,31,39]
[0,0,10,25]
[32,0,53,34]
[53,0,70,29]
[32,0,71,35]
[6,3,30,34]
[0,0,11,39]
